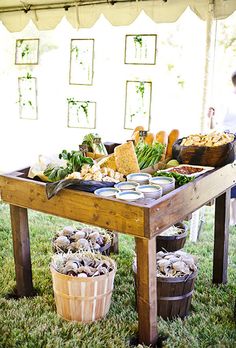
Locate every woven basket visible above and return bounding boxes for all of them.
[172,137,236,167]
[51,264,116,323]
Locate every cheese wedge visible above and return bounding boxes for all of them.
[114,141,140,175]
[97,153,117,171]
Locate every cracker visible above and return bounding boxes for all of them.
[114,141,140,175]
[97,154,117,171]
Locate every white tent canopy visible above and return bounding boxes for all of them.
[0,0,236,32]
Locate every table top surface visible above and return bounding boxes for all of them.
[1,163,236,239]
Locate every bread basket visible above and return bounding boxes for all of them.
[172,135,236,167]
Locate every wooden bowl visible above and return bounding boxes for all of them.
[172,136,236,167]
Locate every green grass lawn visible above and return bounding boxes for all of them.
[0,202,236,348]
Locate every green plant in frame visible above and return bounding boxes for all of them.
[136,81,145,99]
[67,97,78,106]
[79,101,89,122]
[71,45,79,60]
[19,74,34,110]
[133,35,143,59]
[133,35,143,47]
[67,98,90,124]
[67,97,80,121]
[17,40,31,59]
[130,113,136,123]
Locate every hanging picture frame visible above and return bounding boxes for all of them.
[124,80,152,130]
[18,74,38,120]
[67,98,96,129]
[124,34,157,65]
[15,39,39,65]
[69,39,94,85]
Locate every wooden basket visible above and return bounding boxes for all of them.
[156,222,188,252]
[134,269,197,320]
[52,240,111,256]
[51,264,116,323]
[172,137,236,167]
[156,270,197,319]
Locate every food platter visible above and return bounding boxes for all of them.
[159,164,215,177]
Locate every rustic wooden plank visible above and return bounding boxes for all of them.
[135,237,157,345]
[213,190,230,284]
[0,176,146,237]
[148,163,236,238]
[10,205,34,297]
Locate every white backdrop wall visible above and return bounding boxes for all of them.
[0,9,206,172]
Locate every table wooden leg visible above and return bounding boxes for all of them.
[213,190,230,284]
[110,232,119,254]
[10,205,34,297]
[135,237,157,346]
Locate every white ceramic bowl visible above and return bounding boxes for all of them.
[126,172,152,185]
[116,190,144,202]
[94,187,120,197]
[114,181,139,191]
[136,184,162,199]
[149,176,175,195]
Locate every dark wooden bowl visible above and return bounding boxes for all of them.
[172,136,236,167]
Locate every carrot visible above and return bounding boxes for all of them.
[166,129,180,159]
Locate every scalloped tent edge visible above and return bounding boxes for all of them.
[0,0,236,32]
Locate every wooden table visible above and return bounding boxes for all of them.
[0,163,236,346]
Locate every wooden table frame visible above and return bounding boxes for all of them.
[0,162,236,346]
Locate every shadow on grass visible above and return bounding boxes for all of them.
[4,286,40,300]
[129,334,168,348]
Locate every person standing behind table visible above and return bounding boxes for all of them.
[208,71,236,226]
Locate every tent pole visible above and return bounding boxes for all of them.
[200,0,215,133]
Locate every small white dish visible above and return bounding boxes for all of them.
[116,190,144,202]
[126,172,152,185]
[114,181,139,191]
[149,177,175,195]
[94,187,120,197]
[136,184,162,199]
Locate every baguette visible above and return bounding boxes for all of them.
[132,131,140,145]
[155,131,168,146]
[156,130,168,160]
[132,125,144,136]
[166,129,180,159]
[144,132,154,145]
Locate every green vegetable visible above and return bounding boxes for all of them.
[43,165,69,182]
[82,133,108,155]
[43,150,93,182]
[135,142,164,170]
[153,171,195,187]
[59,150,93,172]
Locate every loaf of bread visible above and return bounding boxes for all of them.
[132,125,144,136]
[156,130,168,160]
[166,129,180,159]
[144,132,154,145]
[155,131,168,146]
[132,131,140,145]
[114,141,140,175]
